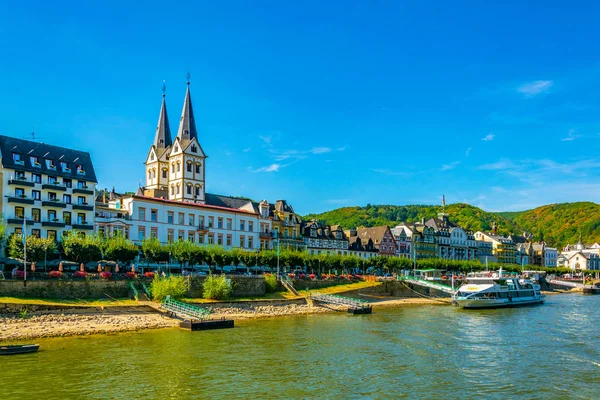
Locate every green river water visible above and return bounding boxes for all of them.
[2,293,599,399]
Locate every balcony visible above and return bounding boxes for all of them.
[73,187,94,195]
[197,224,209,232]
[42,199,67,208]
[7,195,35,205]
[42,181,67,192]
[42,219,66,228]
[6,217,35,225]
[72,222,93,230]
[260,230,273,238]
[73,203,94,211]
[8,176,35,187]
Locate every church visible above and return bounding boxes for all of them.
[94,80,303,251]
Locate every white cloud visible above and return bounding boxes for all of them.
[242,147,251,152]
[482,133,495,141]
[311,147,332,155]
[251,163,280,173]
[517,80,553,97]
[561,129,580,142]
[258,135,272,145]
[466,147,472,156]
[441,161,460,171]
[337,146,348,152]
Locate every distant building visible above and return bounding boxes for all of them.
[474,231,517,264]
[353,226,397,256]
[391,224,412,258]
[301,220,349,255]
[0,134,97,240]
[558,239,600,270]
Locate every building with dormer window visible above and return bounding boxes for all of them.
[0,135,97,240]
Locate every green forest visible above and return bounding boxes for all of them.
[303,202,600,249]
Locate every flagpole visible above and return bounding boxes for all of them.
[23,215,27,287]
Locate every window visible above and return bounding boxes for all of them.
[240,236,245,248]
[63,194,71,204]
[208,234,214,245]
[167,229,174,242]
[208,217,214,228]
[32,190,41,200]
[170,186,174,196]
[226,235,232,246]
[31,208,40,223]
[187,185,192,195]
[217,234,223,245]
[151,153,155,160]
[162,169,168,178]
[188,232,195,243]
[227,218,232,230]
[31,156,40,167]
[187,162,192,172]
[63,211,71,225]
[77,213,86,224]
[195,164,201,174]
[63,178,72,188]
[191,144,197,153]
[48,176,57,184]
[15,206,24,218]
[178,212,184,225]
[152,169,156,178]
[148,171,151,180]
[77,181,87,189]
[76,164,85,175]
[188,214,195,226]
[15,171,26,180]
[176,185,180,195]
[150,227,158,238]
[47,230,57,241]
[138,227,145,241]
[248,237,254,249]
[167,211,174,224]
[14,228,22,235]
[13,153,23,164]
[31,229,40,238]
[248,221,254,232]
[47,210,57,221]
[138,207,146,221]
[218,218,223,229]
[46,159,56,169]
[32,173,41,183]
[15,188,25,198]
[178,230,184,241]
[60,161,70,171]
[195,186,200,197]
[240,220,245,231]
[151,209,158,222]
[177,162,180,172]
[198,234,204,244]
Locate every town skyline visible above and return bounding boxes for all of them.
[2,1,600,215]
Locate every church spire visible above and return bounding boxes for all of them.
[154,81,172,149]
[176,73,198,142]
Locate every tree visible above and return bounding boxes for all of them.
[103,235,139,263]
[62,234,102,263]
[8,234,57,263]
[170,240,196,267]
[141,237,169,264]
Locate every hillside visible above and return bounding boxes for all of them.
[303,202,600,249]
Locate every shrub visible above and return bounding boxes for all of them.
[144,271,155,279]
[99,271,112,280]
[124,272,136,279]
[49,270,63,278]
[150,275,187,302]
[309,274,316,280]
[264,273,278,293]
[74,271,87,278]
[202,274,232,300]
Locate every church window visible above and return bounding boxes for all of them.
[150,153,155,161]
[191,144,197,153]
[195,186,200,196]
[148,171,151,180]
[170,186,174,195]
[152,169,156,178]
[187,185,192,195]
[177,162,181,172]
[162,169,168,178]
[195,164,201,174]
[176,185,180,195]
[187,162,192,172]
[175,145,179,152]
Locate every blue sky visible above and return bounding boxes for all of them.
[1,1,600,215]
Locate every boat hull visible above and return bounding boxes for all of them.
[454,298,544,309]
[0,344,40,355]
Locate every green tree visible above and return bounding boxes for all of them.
[62,234,102,263]
[103,235,139,263]
[170,240,196,267]
[141,237,169,264]
[8,234,57,263]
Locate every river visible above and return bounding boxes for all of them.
[2,293,599,399]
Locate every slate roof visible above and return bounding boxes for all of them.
[0,134,97,182]
[153,95,173,158]
[176,84,198,144]
[205,193,253,210]
[425,217,457,231]
[357,226,390,245]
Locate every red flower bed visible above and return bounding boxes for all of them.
[99,271,112,280]
[299,274,306,279]
[288,273,295,278]
[144,271,155,279]
[74,271,87,278]
[309,274,316,279]
[125,271,136,279]
[15,270,24,279]
[49,270,63,278]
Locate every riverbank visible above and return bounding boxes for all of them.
[0,296,444,341]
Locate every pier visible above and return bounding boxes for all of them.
[310,292,372,314]
[160,297,234,330]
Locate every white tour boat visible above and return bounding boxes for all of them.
[452,271,544,309]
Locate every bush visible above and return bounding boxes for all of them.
[99,271,112,280]
[150,275,187,302]
[49,270,63,278]
[203,274,232,300]
[264,273,278,293]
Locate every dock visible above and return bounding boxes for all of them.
[160,297,234,330]
[310,292,372,314]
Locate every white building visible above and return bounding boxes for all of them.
[558,240,600,270]
[544,247,558,267]
[95,81,274,250]
[0,135,97,240]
